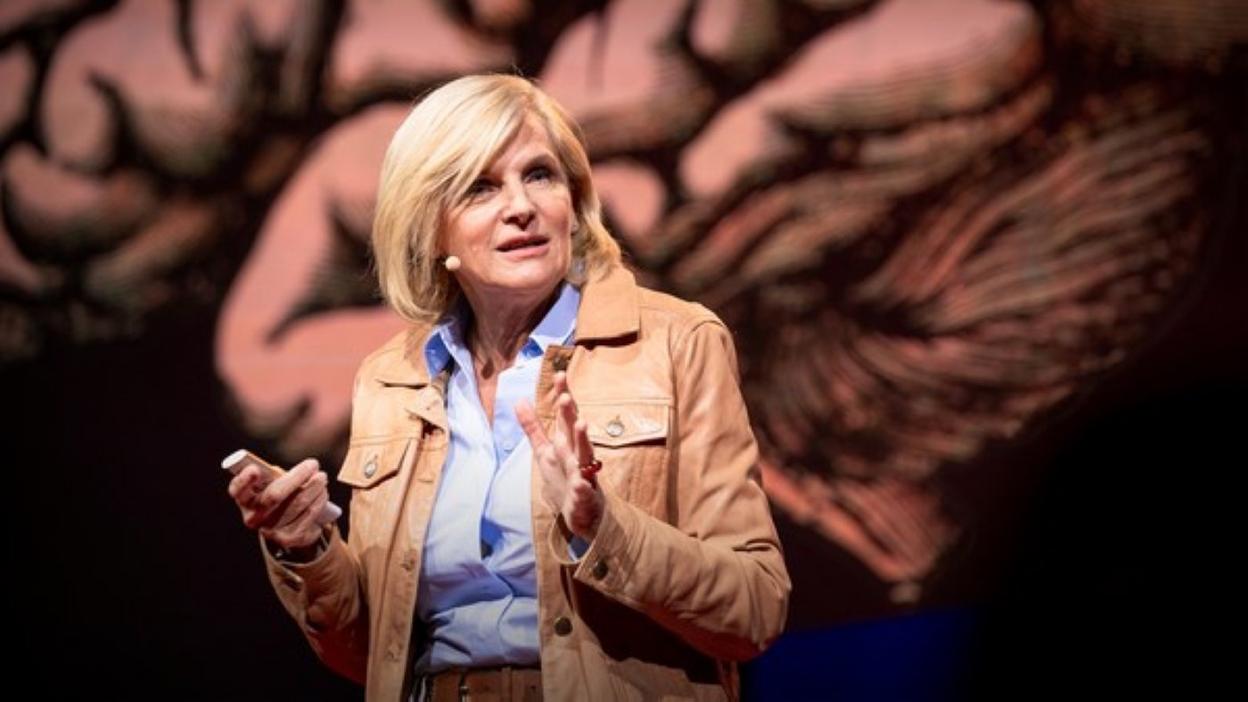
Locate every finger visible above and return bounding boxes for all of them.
[553,371,580,419]
[573,418,595,468]
[556,392,578,445]
[308,486,329,526]
[276,471,327,529]
[550,398,580,479]
[259,485,311,535]
[250,459,317,527]
[570,478,593,511]
[515,399,552,451]
[293,490,330,541]
[568,478,601,533]
[237,464,280,529]
[265,459,319,506]
[535,449,568,514]
[228,465,262,502]
[264,504,311,548]
[553,372,575,406]
[277,481,327,545]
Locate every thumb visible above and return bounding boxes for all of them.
[291,457,321,483]
[514,399,551,451]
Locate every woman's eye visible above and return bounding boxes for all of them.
[464,179,494,198]
[526,166,553,182]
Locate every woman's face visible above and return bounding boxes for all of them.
[442,117,575,309]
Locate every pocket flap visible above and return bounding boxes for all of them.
[579,401,670,447]
[338,436,414,488]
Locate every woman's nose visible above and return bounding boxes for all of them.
[502,181,536,228]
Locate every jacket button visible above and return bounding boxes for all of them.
[605,418,624,437]
[553,616,573,636]
[551,355,569,371]
[363,454,378,478]
[591,560,609,580]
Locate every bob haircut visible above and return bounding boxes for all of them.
[372,74,622,324]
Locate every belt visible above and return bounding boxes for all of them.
[417,665,542,702]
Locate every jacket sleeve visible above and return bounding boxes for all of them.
[549,315,792,661]
[260,372,373,684]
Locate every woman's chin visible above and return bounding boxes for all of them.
[475,271,564,301]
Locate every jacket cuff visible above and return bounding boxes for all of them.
[260,524,348,600]
[546,513,593,560]
[544,486,646,606]
[546,513,582,567]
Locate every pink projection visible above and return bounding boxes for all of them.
[3,0,1243,598]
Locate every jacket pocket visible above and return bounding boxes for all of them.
[337,435,419,539]
[335,434,422,607]
[581,401,670,447]
[338,435,417,489]
[578,400,672,516]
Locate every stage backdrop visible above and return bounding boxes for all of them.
[2,0,1245,699]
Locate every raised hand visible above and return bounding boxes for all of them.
[515,371,603,540]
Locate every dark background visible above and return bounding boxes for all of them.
[6,207,1242,700]
[3,1,1246,699]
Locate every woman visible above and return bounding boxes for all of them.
[228,74,790,701]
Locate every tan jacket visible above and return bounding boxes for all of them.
[261,266,791,701]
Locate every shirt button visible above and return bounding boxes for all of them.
[553,616,573,636]
[591,560,609,580]
[551,355,569,371]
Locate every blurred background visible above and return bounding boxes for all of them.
[2,0,1245,699]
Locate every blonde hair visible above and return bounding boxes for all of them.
[372,74,622,323]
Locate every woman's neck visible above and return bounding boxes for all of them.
[464,284,561,373]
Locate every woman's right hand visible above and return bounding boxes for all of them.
[227,458,329,552]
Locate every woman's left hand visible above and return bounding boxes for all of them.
[516,371,603,541]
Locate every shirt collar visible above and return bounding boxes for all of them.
[374,266,638,388]
[424,281,581,377]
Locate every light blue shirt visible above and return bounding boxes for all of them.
[413,282,581,673]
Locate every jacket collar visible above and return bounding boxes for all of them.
[575,264,640,342]
[372,265,640,387]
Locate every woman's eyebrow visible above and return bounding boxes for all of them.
[517,150,558,167]
[479,152,554,178]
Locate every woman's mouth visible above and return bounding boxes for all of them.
[497,235,550,255]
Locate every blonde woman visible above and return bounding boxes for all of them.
[228,74,790,701]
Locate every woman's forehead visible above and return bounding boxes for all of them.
[483,117,558,170]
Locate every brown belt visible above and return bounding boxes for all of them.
[419,665,542,702]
